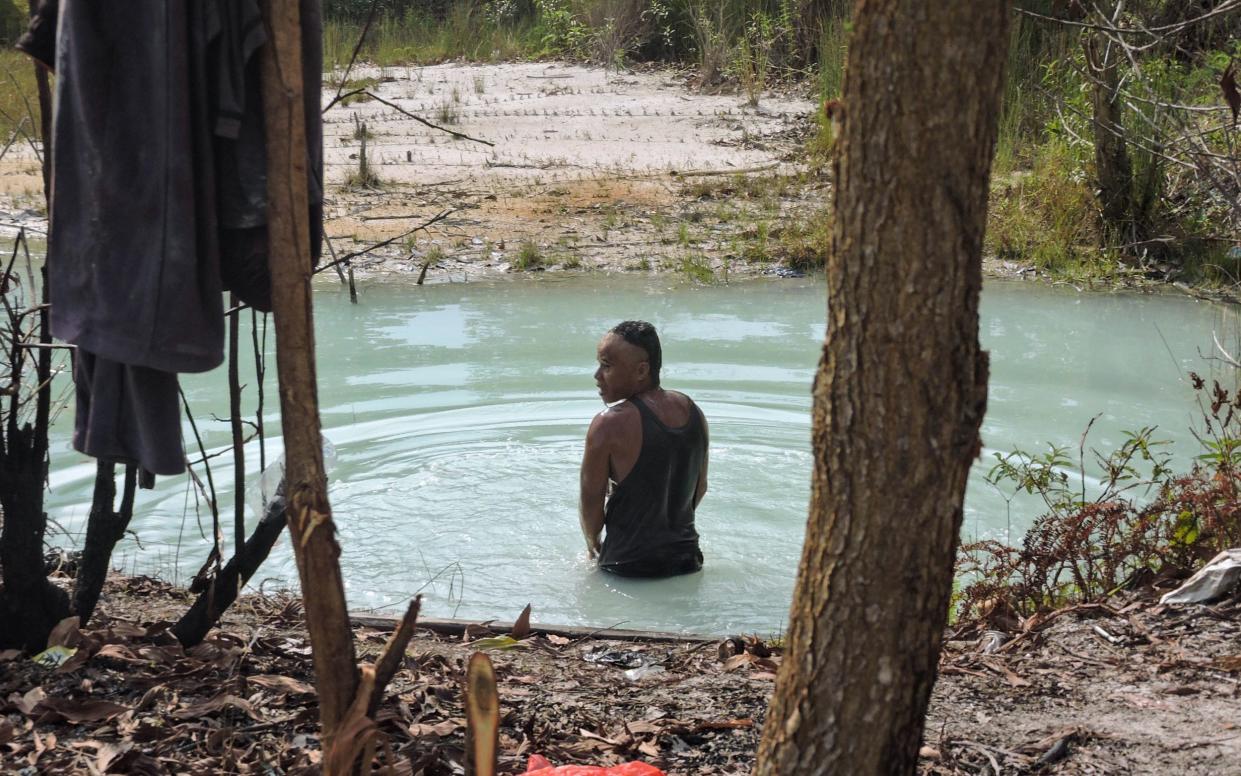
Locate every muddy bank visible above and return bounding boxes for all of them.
[2,571,1238,774]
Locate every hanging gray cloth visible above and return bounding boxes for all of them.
[30,0,324,480]
[72,351,184,478]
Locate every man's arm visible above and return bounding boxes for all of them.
[579,413,612,558]
[693,408,709,509]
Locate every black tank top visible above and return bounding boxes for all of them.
[598,394,705,572]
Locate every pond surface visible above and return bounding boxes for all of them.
[43,275,1238,635]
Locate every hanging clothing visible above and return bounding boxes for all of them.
[22,0,323,479]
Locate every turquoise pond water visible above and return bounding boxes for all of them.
[41,274,1241,634]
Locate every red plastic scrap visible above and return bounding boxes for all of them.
[525,754,666,775]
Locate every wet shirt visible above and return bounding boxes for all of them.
[598,395,705,575]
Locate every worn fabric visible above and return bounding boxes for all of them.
[211,0,324,312]
[50,0,225,374]
[72,351,184,478]
[598,395,706,577]
[40,0,324,478]
[14,0,57,71]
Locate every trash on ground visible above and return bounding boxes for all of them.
[1159,549,1241,604]
[623,664,667,682]
[583,648,649,669]
[524,753,666,774]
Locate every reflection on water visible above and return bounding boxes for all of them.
[42,275,1239,634]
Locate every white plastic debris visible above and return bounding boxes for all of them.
[1159,549,1241,605]
[623,664,666,682]
[245,435,338,519]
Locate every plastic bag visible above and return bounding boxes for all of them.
[524,754,665,775]
[245,435,338,518]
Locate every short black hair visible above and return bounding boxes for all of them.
[611,320,661,386]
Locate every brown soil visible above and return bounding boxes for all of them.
[2,572,1239,775]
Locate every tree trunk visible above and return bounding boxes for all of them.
[72,462,138,625]
[754,2,1009,774]
[260,0,359,753]
[1084,32,1134,242]
[171,493,288,647]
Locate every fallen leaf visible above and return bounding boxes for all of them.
[626,720,663,735]
[546,634,570,646]
[408,719,462,737]
[96,741,133,772]
[47,616,82,649]
[38,697,130,723]
[95,644,145,664]
[10,686,46,715]
[171,694,260,721]
[0,649,21,662]
[247,674,315,695]
[578,728,624,747]
[692,718,753,731]
[0,719,13,746]
[511,604,532,640]
[469,635,526,650]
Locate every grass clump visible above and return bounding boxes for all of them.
[514,239,544,270]
[679,252,714,283]
[985,140,1102,275]
[435,100,462,126]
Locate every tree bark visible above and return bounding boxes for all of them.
[171,493,288,647]
[72,462,138,626]
[260,0,359,753]
[1084,32,1134,242]
[754,2,1009,774]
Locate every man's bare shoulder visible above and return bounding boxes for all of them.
[590,401,639,431]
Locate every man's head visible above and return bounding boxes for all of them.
[594,320,662,403]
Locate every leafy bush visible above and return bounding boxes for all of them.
[956,375,1241,622]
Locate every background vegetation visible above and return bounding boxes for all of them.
[0,1,1234,275]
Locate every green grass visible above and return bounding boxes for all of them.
[0,48,41,143]
[324,7,541,68]
[985,140,1102,275]
[679,253,715,283]
[434,100,461,125]
[514,239,544,270]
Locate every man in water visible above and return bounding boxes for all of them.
[579,321,709,577]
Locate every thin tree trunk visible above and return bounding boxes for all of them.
[1085,31,1134,241]
[754,2,1009,773]
[171,493,288,647]
[260,0,359,751]
[72,462,138,625]
[228,300,246,556]
[26,0,52,200]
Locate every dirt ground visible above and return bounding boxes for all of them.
[2,571,1239,775]
[319,61,827,281]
